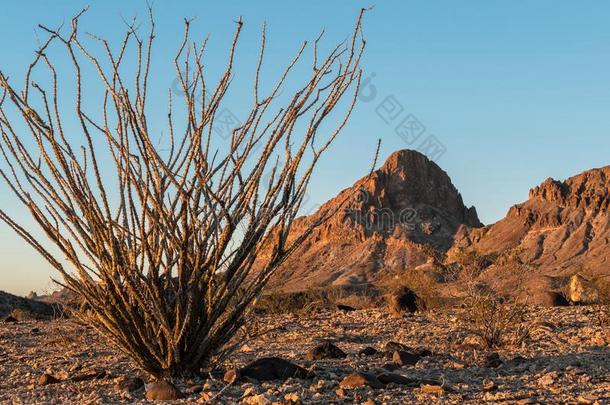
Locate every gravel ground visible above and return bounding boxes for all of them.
[1,306,609,404]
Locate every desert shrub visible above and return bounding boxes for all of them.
[460,285,530,348]
[0,7,368,378]
[458,249,531,348]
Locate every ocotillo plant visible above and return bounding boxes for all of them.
[0,7,367,378]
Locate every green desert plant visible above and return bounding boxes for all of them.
[0,7,368,378]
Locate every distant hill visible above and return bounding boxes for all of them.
[0,290,56,319]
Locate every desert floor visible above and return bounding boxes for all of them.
[1,306,609,404]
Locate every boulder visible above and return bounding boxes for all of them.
[306,342,347,361]
[358,347,378,357]
[38,374,60,386]
[568,275,599,304]
[224,357,311,383]
[392,350,421,366]
[145,381,183,401]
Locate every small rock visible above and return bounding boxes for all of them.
[71,369,107,382]
[337,304,356,312]
[38,373,60,386]
[145,380,183,401]
[306,341,347,361]
[482,379,496,391]
[3,316,18,324]
[537,371,558,387]
[381,363,400,371]
[392,350,421,366]
[376,373,418,387]
[484,352,503,368]
[223,369,240,383]
[186,384,204,394]
[420,384,444,394]
[116,376,145,393]
[358,347,378,357]
[339,372,384,389]
[284,392,300,403]
[335,388,346,399]
[243,394,270,405]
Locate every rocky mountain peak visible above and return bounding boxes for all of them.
[265,149,482,291]
[528,166,610,212]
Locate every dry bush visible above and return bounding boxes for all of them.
[458,249,531,348]
[0,7,369,378]
[460,285,530,348]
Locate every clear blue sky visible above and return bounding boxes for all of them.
[1,1,609,296]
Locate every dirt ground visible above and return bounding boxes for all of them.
[1,306,609,404]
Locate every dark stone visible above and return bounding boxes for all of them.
[3,316,18,323]
[116,376,145,393]
[306,342,347,361]
[38,373,60,386]
[71,369,107,382]
[358,346,379,357]
[145,381,183,401]
[337,304,356,312]
[31,328,40,334]
[381,363,400,372]
[392,350,421,366]
[484,352,503,368]
[227,357,312,382]
[376,373,439,387]
[417,348,433,357]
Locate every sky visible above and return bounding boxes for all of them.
[1,1,609,296]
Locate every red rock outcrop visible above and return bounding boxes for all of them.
[268,149,481,291]
[452,166,610,297]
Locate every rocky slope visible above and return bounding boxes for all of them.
[451,166,610,299]
[268,149,482,292]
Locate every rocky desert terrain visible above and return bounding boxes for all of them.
[1,305,609,404]
[2,149,609,404]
